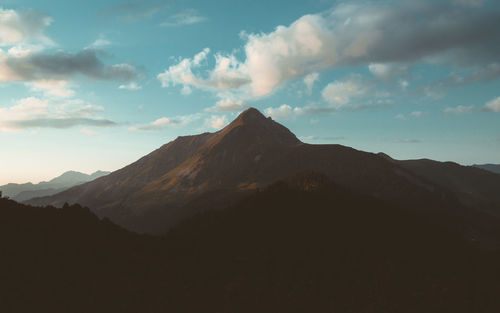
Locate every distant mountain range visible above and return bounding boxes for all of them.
[473,164,500,174]
[1,170,110,202]
[28,108,500,245]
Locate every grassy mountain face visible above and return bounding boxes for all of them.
[0,170,110,202]
[473,164,500,174]
[27,108,500,237]
[2,175,500,313]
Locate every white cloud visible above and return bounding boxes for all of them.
[443,105,475,115]
[483,96,500,112]
[304,72,319,95]
[119,82,142,91]
[157,48,250,92]
[368,63,408,82]
[157,2,500,101]
[205,115,228,129]
[395,111,423,120]
[410,111,422,118]
[129,114,200,131]
[80,128,98,135]
[180,85,192,95]
[209,97,247,112]
[265,105,293,120]
[399,80,409,90]
[265,104,304,120]
[321,78,366,106]
[87,36,112,49]
[0,8,53,46]
[0,97,114,131]
[28,79,75,97]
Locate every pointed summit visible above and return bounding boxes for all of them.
[238,107,267,122]
[225,107,270,129]
[220,107,300,147]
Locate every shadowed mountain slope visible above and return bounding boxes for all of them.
[28,108,500,235]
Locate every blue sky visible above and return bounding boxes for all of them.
[1,0,499,184]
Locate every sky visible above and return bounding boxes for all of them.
[1,0,499,185]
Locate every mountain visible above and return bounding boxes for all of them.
[29,108,500,238]
[378,154,500,216]
[2,177,500,313]
[0,170,110,202]
[473,164,500,174]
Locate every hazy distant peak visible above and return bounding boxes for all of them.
[90,170,110,177]
[48,171,92,184]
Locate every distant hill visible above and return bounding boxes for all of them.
[2,175,500,312]
[0,170,109,202]
[377,154,500,216]
[29,108,500,239]
[473,164,500,174]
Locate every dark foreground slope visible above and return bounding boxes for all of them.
[2,174,500,313]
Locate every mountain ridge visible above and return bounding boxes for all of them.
[28,108,500,238]
[473,164,500,175]
[0,170,110,202]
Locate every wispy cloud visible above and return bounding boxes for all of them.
[205,115,228,129]
[0,49,139,83]
[27,79,75,98]
[207,97,247,112]
[87,35,112,49]
[395,111,424,120]
[299,135,345,142]
[0,97,116,131]
[483,96,500,112]
[160,9,207,27]
[394,138,422,144]
[303,72,319,95]
[443,105,476,115]
[119,82,142,91]
[99,0,169,22]
[129,113,200,131]
[421,63,500,96]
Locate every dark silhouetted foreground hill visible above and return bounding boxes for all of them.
[2,174,500,313]
[28,109,500,237]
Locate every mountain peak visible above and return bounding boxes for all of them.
[219,107,300,147]
[239,107,266,119]
[229,107,269,128]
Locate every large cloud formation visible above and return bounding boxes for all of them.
[158,1,500,99]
